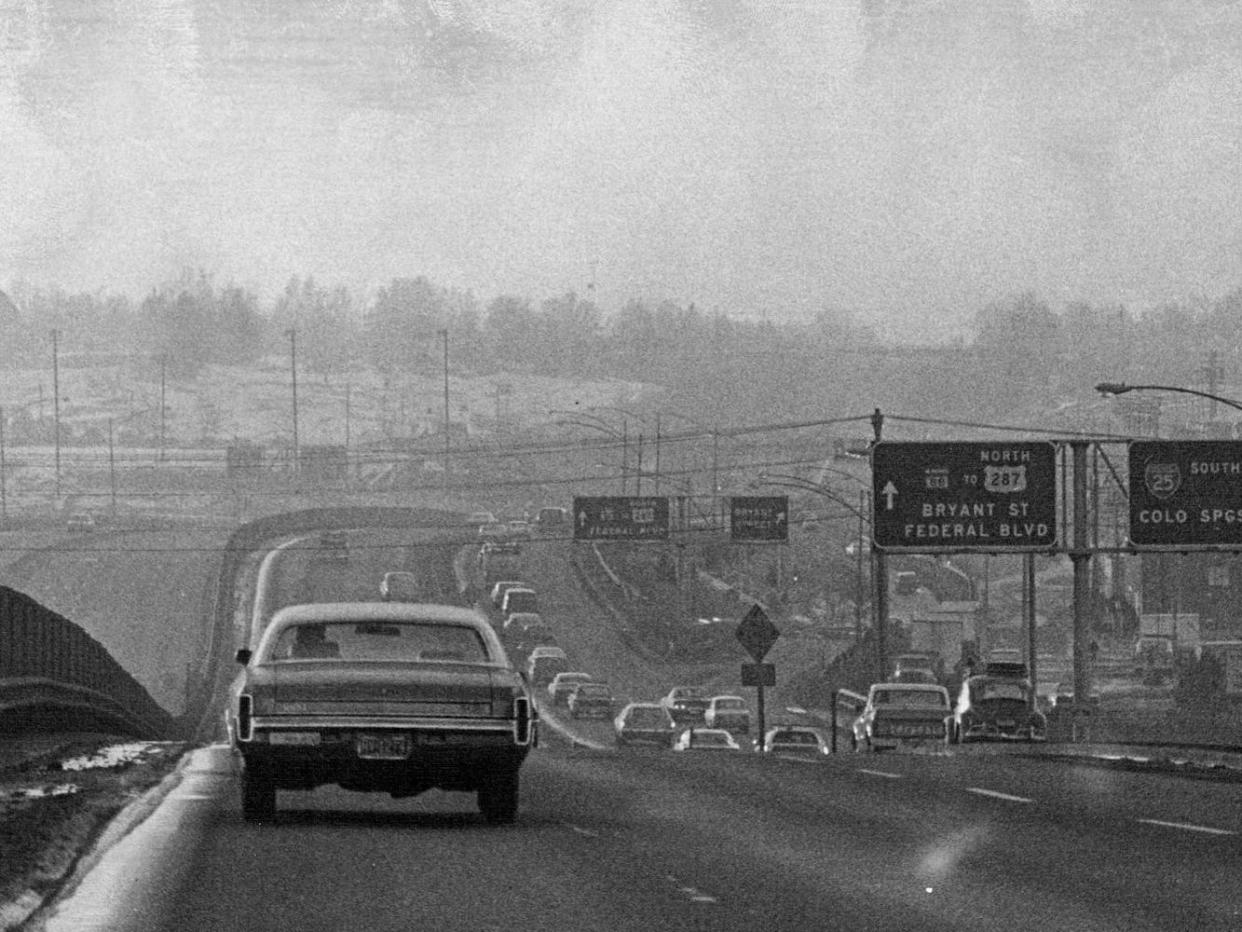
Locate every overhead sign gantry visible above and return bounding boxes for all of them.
[871,441,1058,551]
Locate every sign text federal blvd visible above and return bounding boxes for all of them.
[572,496,669,541]
[871,441,1058,551]
[1128,440,1242,547]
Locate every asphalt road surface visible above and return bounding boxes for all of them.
[31,735,1242,932]
[19,525,1242,931]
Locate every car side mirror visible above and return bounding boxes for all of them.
[235,648,252,665]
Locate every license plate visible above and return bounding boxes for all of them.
[997,719,1016,728]
[356,734,411,760]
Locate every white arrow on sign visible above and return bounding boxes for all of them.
[881,480,898,510]
[577,510,588,526]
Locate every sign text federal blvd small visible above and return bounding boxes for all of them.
[572,496,670,541]
[730,495,789,542]
[871,441,1058,551]
[1128,440,1242,547]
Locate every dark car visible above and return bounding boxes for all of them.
[614,702,677,748]
[567,681,614,719]
[659,686,711,726]
[703,695,751,735]
[500,587,539,617]
[950,675,1047,743]
[228,602,537,824]
[548,671,593,705]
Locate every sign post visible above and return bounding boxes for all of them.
[736,605,780,749]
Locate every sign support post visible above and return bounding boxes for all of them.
[1070,441,1092,742]
[736,605,780,750]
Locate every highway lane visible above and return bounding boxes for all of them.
[32,734,1242,932]
[22,524,1242,930]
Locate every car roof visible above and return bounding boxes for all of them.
[528,646,566,658]
[553,671,591,680]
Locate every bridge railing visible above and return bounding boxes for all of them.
[0,585,175,738]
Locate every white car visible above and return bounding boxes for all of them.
[490,580,528,608]
[673,728,742,752]
[762,726,830,757]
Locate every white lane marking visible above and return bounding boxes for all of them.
[562,822,600,838]
[966,787,1033,804]
[1137,819,1236,836]
[858,768,902,779]
[667,877,719,905]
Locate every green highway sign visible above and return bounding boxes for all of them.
[572,496,670,541]
[1128,440,1242,548]
[730,495,789,542]
[872,441,1058,551]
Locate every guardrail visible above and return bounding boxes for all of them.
[0,586,175,738]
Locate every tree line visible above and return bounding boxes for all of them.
[2,271,1241,430]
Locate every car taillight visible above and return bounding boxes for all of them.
[514,696,533,745]
[237,694,253,741]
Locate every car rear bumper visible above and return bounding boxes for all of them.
[237,728,531,793]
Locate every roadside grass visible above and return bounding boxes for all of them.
[0,737,188,928]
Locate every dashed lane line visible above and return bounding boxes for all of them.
[858,768,903,779]
[1136,819,1236,836]
[966,787,1034,804]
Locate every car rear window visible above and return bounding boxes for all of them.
[977,681,1028,701]
[774,730,816,744]
[874,689,947,708]
[628,708,668,726]
[269,621,489,664]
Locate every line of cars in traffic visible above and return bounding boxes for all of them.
[848,654,1048,752]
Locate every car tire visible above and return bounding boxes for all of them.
[478,770,520,825]
[241,767,276,823]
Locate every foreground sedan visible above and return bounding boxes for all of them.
[228,602,537,824]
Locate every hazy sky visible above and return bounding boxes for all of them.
[2,0,1241,340]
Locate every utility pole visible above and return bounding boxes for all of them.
[439,328,450,492]
[159,354,167,462]
[1070,440,1092,741]
[108,417,117,517]
[51,329,61,499]
[870,408,888,682]
[286,329,299,477]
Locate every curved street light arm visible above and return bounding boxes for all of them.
[1095,382,1242,415]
